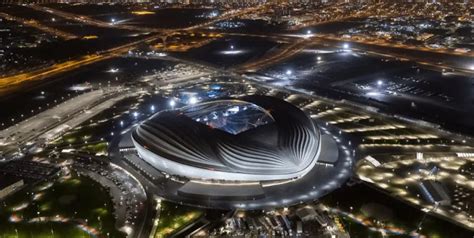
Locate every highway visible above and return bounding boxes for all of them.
[27,5,170,34]
[0,12,77,40]
[7,3,471,96]
[213,31,474,76]
[164,28,474,75]
[236,38,310,72]
[0,6,268,96]
[311,34,474,75]
[28,4,269,34]
[316,33,474,58]
[0,33,162,94]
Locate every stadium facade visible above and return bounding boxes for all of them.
[132,95,321,182]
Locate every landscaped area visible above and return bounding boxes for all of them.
[0,172,125,238]
[154,201,203,238]
[321,183,473,238]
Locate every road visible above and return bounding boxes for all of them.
[74,159,148,238]
[28,4,269,34]
[0,34,160,94]
[215,31,474,76]
[0,12,77,40]
[312,34,474,72]
[0,5,268,95]
[27,5,170,34]
[7,4,471,98]
[0,87,133,158]
[236,38,310,72]
[179,4,269,32]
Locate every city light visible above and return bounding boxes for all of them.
[210,10,218,18]
[169,99,176,107]
[1,2,473,237]
[188,97,198,105]
[108,68,119,73]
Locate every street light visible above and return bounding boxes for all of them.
[377,80,384,86]
[306,30,312,35]
[169,99,176,108]
[343,43,350,49]
[286,69,292,76]
[189,97,198,105]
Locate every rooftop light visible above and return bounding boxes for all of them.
[189,97,198,105]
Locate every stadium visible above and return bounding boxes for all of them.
[131,95,322,183]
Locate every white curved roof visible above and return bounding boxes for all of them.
[132,96,320,181]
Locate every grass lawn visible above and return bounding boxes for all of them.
[154,201,203,238]
[0,172,126,238]
[321,184,474,238]
[79,142,108,154]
